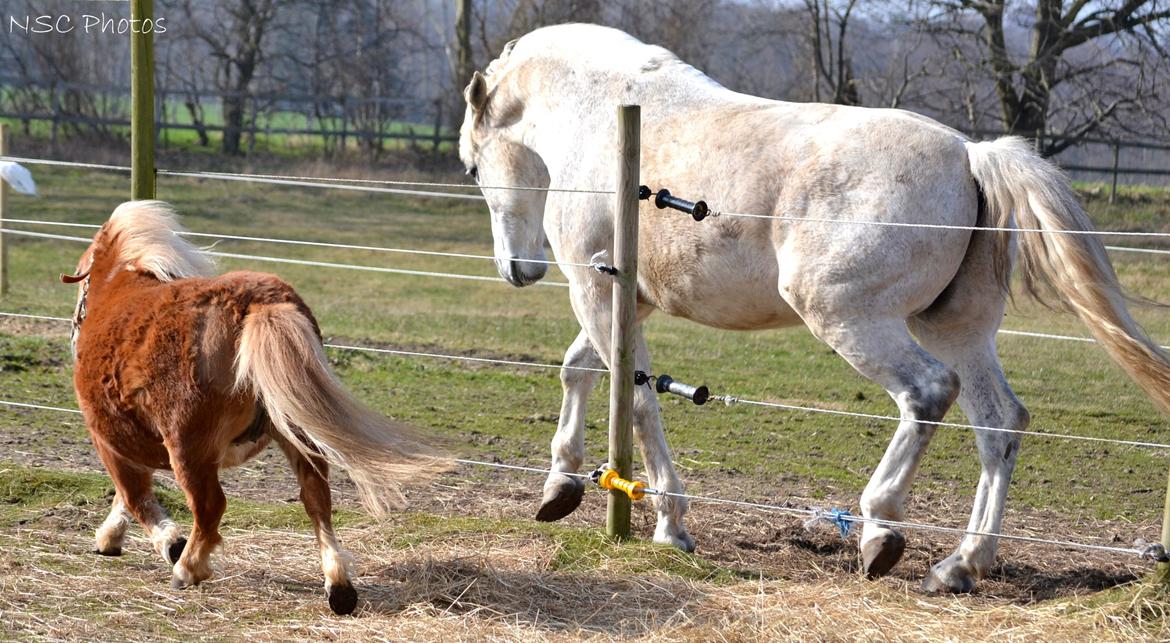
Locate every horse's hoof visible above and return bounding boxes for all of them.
[535,475,585,522]
[166,538,188,565]
[861,530,905,579]
[327,583,359,616]
[94,546,122,557]
[170,575,190,590]
[653,527,696,553]
[923,559,977,594]
[670,533,697,553]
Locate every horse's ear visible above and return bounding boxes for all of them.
[61,270,90,284]
[464,71,488,112]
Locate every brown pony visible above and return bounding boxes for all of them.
[64,200,443,615]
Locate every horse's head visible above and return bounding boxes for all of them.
[459,42,551,288]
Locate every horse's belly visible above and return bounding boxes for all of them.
[648,277,802,330]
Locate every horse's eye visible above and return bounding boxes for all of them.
[467,166,479,181]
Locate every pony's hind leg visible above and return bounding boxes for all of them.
[167,454,226,589]
[274,436,358,615]
[537,329,604,522]
[92,442,185,563]
[812,318,960,579]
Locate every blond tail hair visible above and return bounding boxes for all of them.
[233,303,446,513]
[968,136,1170,415]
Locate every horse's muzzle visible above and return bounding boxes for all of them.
[503,258,547,288]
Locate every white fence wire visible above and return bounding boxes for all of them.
[1,154,1168,564]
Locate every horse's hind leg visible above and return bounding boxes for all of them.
[92,442,186,563]
[275,436,358,615]
[537,329,603,522]
[811,318,960,579]
[910,316,1029,592]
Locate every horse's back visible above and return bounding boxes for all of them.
[631,101,977,328]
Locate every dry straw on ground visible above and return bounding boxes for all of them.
[2,506,1167,642]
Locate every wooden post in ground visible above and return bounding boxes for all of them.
[0,123,8,296]
[1109,141,1120,205]
[130,0,156,200]
[607,104,640,541]
[1156,465,1170,585]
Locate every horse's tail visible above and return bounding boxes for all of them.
[966,136,1170,415]
[233,302,446,514]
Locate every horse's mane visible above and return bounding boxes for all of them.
[485,24,715,89]
[105,200,216,281]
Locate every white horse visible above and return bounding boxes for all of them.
[458,24,1170,592]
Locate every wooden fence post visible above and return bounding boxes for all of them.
[1109,141,1120,205]
[607,104,640,541]
[0,123,8,297]
[130,0,156,200]
[432,99,444,159]
[1157,465,1170,585]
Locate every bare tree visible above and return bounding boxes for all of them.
[917,0,1170,153]
[173,0,279,155]
[804,0,862,105]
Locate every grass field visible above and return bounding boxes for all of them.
[2,166,1170,639]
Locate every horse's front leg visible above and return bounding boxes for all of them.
[536,329,603,522]
[631,333,694,552]
[558,285,693,550]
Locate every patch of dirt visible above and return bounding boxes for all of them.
[0,322,1156,609]
[5,423,1152,608]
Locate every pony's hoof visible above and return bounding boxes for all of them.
[166,537,188,565]
[170,575,191,590]
[861,530,905,579]
[327,583,359,616]
[923,559,977,594]
[94,546,122,557]
[535,475,585,522]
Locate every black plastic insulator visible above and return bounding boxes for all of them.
[638,185,652,200]
[654,374,710,405]
[590,465,606,485]
[653,189,710,221]
[634,370,652,387]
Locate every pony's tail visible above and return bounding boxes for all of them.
[233,302,447,514]
[967,136,1170,415]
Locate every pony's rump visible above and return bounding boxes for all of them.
[233,302,447,513]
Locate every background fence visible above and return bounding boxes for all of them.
[0,79,457,156]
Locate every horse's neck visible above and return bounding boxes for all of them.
[522,67,743,179]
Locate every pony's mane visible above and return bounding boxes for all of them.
[105,200,216,281]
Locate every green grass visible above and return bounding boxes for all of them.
[2,169,1170,526]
